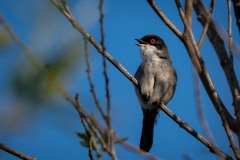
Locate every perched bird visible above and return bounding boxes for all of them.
[134,34,177,152]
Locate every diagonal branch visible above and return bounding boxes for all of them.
[0,143,36,160]
[146,0,183,40]
[197,0,215,48]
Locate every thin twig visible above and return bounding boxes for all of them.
[75,94,94,160]
[83,38,106,120]
[146,0,183,40]
[98,1,117,159]
[197,0,215,48]
[0,143,36,160]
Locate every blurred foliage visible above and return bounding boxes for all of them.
[11,40,84,107]
[0,29,8,46]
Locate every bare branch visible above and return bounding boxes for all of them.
[184,0,193,27]
[83,38,106,121]
[197,0,215,48]
[146,0,183,39]
[98,0,117,159]
[0,143,36,160]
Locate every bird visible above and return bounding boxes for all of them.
[134,34,177,152]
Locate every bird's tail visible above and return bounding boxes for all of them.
[140,109,159,152]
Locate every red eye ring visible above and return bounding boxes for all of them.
[150,38,156,44]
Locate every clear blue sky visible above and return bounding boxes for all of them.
[0,0,239,160]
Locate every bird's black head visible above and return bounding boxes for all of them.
[135,34,166,50]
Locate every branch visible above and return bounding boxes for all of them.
[146,0,183,40]
[83,38,106,120]
[197,0,215,48]
[98,0,116,159]
[0,143,36,160]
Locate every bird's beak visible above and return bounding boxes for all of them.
[135,39,148,46]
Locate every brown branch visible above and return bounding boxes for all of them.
[184,0,193,27]
[83,38,106,121]
[146,0,183,40]
[193,0,240,135]
[98,0,116,159]
[0,143,36,160]
[197,0,215,48]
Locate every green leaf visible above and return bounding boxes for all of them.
[76,132,88,140]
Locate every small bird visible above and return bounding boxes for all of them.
[134,34,177,152]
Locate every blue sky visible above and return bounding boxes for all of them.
[0,0,240,160]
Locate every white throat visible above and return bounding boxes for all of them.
[140,45,161,63]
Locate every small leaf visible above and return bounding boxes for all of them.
[76,132,88,140]
[102,132,109,145]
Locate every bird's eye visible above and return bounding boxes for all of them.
[150,38,156,44]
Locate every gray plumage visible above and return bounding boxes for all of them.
[134,35,177,152]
